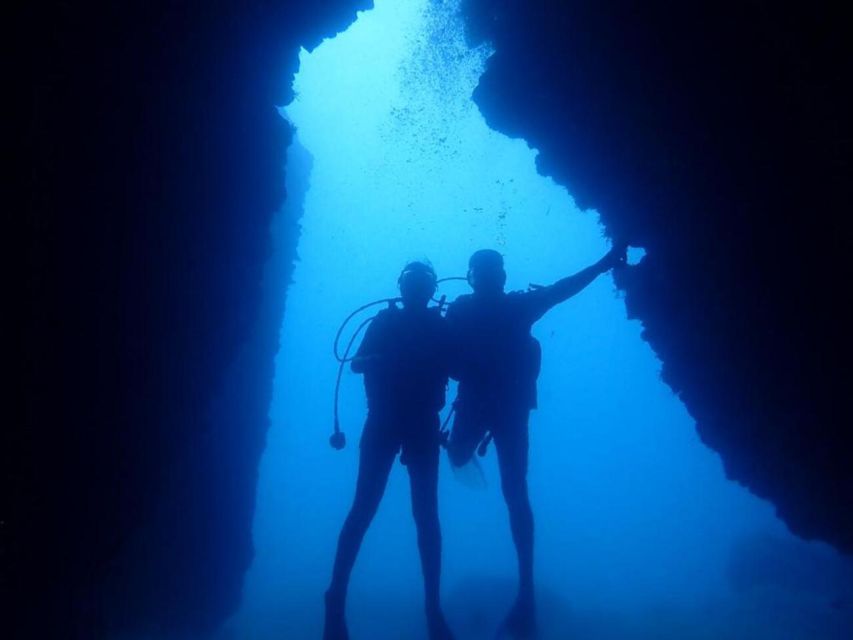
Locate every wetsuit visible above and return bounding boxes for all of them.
[446,289,550,462]
[445,287,556,627]
[445,248,620,637]
[327,304,451,637]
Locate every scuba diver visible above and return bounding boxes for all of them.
[324,261,456,640]
[445,245,627,638]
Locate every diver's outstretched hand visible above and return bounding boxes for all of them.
[601,242,629,271]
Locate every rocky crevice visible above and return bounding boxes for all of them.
[460,0,852,552]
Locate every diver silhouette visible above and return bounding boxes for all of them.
[446,245,627,639]
[324,261,456,640]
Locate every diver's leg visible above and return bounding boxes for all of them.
[325,436,396,640]
[405,427,454,639]
[494,410,536,637]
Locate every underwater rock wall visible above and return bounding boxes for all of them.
[16,2,368,636]
[460,1,852,551]
[15,0,852,636]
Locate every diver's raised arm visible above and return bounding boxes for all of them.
[540,243,627,309]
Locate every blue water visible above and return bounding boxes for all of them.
[225,1,853,638]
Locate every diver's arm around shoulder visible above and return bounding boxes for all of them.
[443,295,473,380]
[435,311,461,381]
[444,294,473,323]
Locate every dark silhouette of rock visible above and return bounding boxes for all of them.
[13,0,853,637]
[460,0,853,552]
[728,532,853,599]
[13,2,366,636]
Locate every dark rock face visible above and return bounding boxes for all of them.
[14,2,367,636]
[460,1,852,550]
[14,0,852,636]
[727,532,853,597]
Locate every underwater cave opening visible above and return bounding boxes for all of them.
[224,1,853,638]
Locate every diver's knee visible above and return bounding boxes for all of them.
[411,501,440,530]
[415,518,441,542]
[499,472,527,497]
[344,503,378,532]
[501,482,530,510]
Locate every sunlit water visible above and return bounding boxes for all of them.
[227,1,853,638]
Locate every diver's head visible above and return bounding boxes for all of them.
[467,249,506,294]
[398,261,437,308]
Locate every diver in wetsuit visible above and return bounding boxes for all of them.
[446,246,626,638]
[324,262,455,640]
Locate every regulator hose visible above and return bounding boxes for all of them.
[330,298,397,449]
[333,298,400,363]
[330,277,466,450]
[331,313,378,450]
